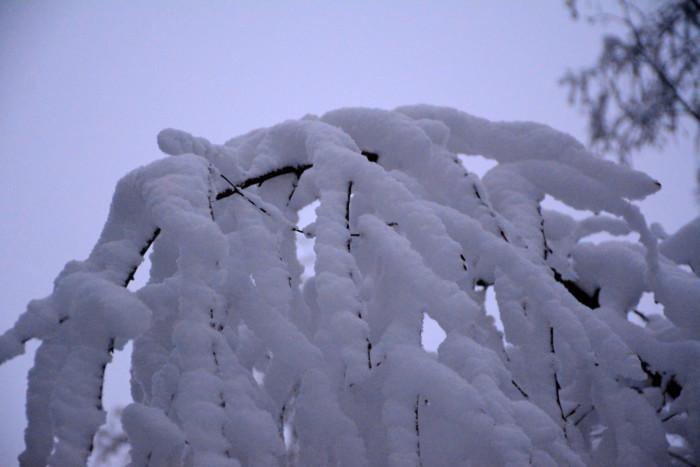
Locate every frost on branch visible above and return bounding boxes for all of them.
[2,105,699,466]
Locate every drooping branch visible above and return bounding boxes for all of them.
[415,394,423,467]
[207,163,216,221]
[123,228,161,287]
[84,337,117,461]
[471,181,509,242]
[96,338,116,412]
[550,327,568,431]
[216,149,379,201]
[219,174,272,216]
[537,208,601,309]
[366,338,373,369]
[537,206,553,261]
[217,164,313,201]
[552,269,600,310]
[511,379,529,399]
[17,226,161,344]
[345,181,353,251]
[573,406,595,427]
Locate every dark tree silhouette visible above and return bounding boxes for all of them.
[561,0,699,161]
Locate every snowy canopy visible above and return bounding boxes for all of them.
[1,105,699,466]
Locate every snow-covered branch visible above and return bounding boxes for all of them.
[2,106,699,466]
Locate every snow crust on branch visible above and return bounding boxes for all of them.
[2,105,699,466]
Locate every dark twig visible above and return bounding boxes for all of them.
[552,269,600,309]
[216,165,312,200]
[123,228,161,287]
[511,380,529,399]
[573,406,595,427]
[345,181,353,251]
[415,395,423,467]
[631,309,650,323]
[219,174,270,216]
[550,327,569,434]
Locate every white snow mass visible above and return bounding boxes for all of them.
[1,105,698,467]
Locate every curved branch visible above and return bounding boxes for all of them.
[216,164,312,200]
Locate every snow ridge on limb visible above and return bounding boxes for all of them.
[661,216,700,275]
[395,104,661,200]
[3,106,698,466]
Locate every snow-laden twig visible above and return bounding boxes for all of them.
[2,106,699,467]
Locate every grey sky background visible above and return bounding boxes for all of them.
[0,1,697,465]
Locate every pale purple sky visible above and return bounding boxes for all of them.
[0,1,697,465]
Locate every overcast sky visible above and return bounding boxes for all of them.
[0,1,697,465]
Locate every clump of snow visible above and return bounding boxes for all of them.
[1,106,698,466]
